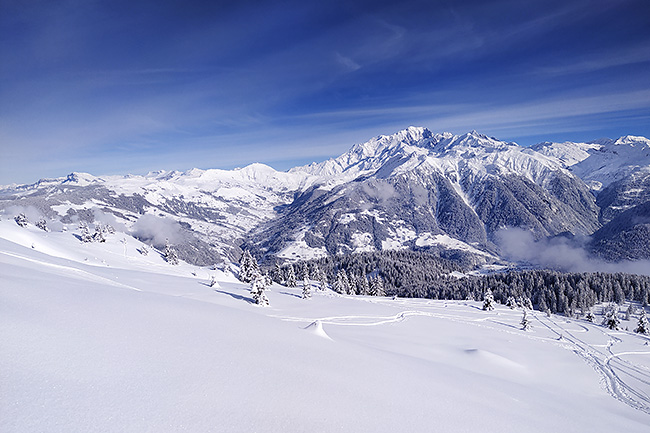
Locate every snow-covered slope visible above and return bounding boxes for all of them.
[1,219,650,432]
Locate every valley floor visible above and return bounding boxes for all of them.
[1,221,650,432]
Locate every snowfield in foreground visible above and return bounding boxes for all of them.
[1,220,650,432]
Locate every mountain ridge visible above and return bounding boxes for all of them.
[2,127,649,266]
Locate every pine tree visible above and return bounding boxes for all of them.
[483,288,495,311]
[301,264,311,282]
[80,223,93,243]
[273,262,284,284]
[635,309,649,335]
[250,274,269,306]
[14,213,28,227]
[506,296,517,309]
[36,218,49,232]
[164,239,179,265]
[347,272,357,295]
[263,271,273,288]
[538,296,548,314]
[585,310,595,323]
[359,271,370,295]
[370,276,385,297]
[92,224,106,243]
[238,250,257,283]
[316,267,328,291]
[333,270,346,294]
[286,264,297,288]
[602,306,620,330]
[521,309,532,331]
[341,271,351,294]
[302,277,311,299]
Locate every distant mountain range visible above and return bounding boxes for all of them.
[2,127,649,267]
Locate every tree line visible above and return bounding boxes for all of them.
[264,250,650,315]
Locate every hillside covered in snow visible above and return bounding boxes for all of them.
[2,218,650,432]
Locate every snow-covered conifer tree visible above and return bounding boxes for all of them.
[286,264,297,288]
[14,213,28,227]
[538,297,548,314]
[263,271,273,288]
[602,306,620,330]
[302,265,311,282]
[341,271,351,294]
[273,262,284,284]
[635,309,649,335]
[80,223,93,243]
[506,296,517,309]
[370,276,385,297]
[585,310,595,323]
[483,288,495,311]
[92,224,106,243]
[36,218,49,232]
[240,250,260,283]
[333,270,346,294]
[139,244,149,256]
[359,271,370,295]
[238,250,255,283]
[250,274,269,306]
[302,277,311,299]
[164,239,179,265]
[521,309,532,331]
[347,272,357,295]
[315,267,328,291]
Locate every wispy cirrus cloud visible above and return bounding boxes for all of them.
[1,0,649,185]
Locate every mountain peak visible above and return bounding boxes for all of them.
[62,172,103,186]
[614,135,650,147]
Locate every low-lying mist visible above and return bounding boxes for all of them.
[496,227,650,276]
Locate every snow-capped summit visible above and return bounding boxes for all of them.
[61,172,104,186]
[294,127,559,188]
[533,134,650,191]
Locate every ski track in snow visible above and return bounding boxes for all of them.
[529,311,650,415]
[275,296,650,415]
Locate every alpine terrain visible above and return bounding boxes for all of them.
[2,127,649,267]
[3,127,650,432]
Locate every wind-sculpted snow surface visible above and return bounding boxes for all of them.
[1,220,650,432]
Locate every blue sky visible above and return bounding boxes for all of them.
[1,0,649,185]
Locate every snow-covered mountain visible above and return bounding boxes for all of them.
[533,135,650,191]
[1,127,649,265]
[533,135,650,260]
[256,127,599,262]
[0,165,318,265]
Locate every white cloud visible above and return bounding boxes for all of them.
[496,227,650,276]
